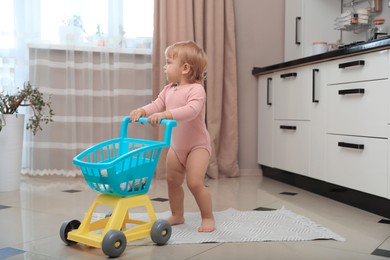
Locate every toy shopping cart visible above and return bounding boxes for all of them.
[60,117,177,258]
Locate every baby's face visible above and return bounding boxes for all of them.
[164,56,183,84]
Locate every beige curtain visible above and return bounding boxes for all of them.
[153,0,239,179]
[23,48,153,176]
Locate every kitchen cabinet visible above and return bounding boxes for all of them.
[256,49,390,199]
[272,66,311,176]
[254,38,390,216]
[258,64,326,178]
[325,50,390,198]
[284,0,340,61]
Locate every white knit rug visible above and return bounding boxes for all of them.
[123,207,345,245]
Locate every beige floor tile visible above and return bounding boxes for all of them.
[0,174,389,259]
[378,237,390,251]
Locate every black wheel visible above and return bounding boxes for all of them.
[151,219,171,245]
[102,230,127,258]
[60,220,81,246]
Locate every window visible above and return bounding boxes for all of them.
[40,0,109,42]
[0,0,154,91]
[39,0,154,48]
[0,0,14,48]
[123,0,154,38]
[1,0,153,49]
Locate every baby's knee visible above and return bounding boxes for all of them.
[187,180,205,193]
[167,172,184,187]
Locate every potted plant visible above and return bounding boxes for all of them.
[0,81,54,134]
[59,15,85,43]
[0,81,54,191]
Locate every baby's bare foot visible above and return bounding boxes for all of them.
[166,215,185,226]
[198,217,215,232]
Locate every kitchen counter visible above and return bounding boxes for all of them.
[252,36,390,76]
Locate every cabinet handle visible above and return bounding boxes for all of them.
[295,17,301,45]
[280,72,297,79]
[280,125,297,130]
[312,69,319,103]
[338,60,365,69]
[338,88,365,95]
[266,77,272,105]
[338,142,364,150]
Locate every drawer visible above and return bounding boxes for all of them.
[326,79,389,138]
[273,67,312,120]
[327,51,389,85]
[273,120,310,176]
[325,134,387,198]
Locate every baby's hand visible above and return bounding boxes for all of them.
[129,109,146,123]
[148,112,168,126]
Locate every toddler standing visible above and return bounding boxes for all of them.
[129,41,215,232]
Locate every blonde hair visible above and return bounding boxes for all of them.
[165,41,208,83]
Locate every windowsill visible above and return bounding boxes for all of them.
[27,42,152,55]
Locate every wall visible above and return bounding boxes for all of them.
[234,0,285,173]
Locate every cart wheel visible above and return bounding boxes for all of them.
[102,230,127,258]
[151,219,171,245]
[59,220,80,246]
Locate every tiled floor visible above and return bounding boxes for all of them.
[0,173,389,259]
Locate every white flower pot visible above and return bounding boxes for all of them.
[58,25,84,43]
[0,114,24,191]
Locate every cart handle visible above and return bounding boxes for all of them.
[120,117,177,146]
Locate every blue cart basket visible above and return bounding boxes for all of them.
[73,116,176,196]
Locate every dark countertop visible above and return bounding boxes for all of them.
[252,36,390,76]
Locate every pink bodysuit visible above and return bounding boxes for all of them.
[142,83,211,166]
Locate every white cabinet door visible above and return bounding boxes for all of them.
[257,74,273,167]
[309,64,326,180]
[273,66,311,121]
[272,64,326,179]
[284,0,304,61]
[284,0,340,61]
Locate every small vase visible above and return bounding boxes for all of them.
[58,25,84,43]
[0,114,25,191]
